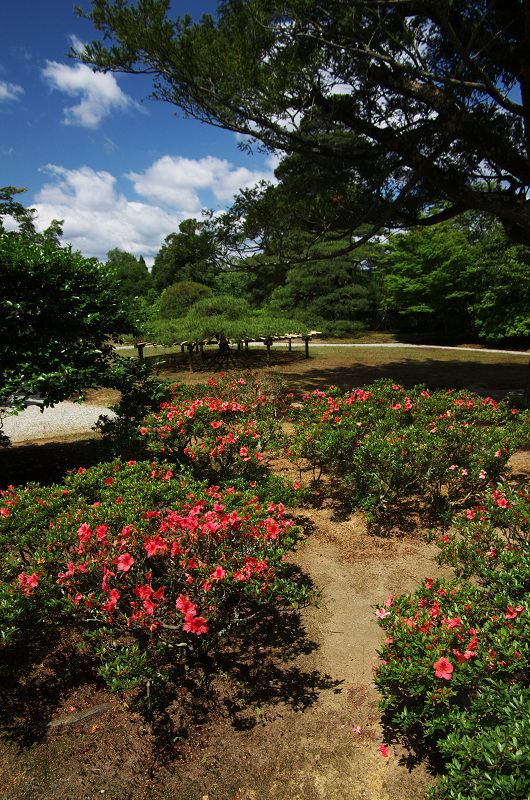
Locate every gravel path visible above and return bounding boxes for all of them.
[1,400,115,443]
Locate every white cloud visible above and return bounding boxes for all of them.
[0,80,24,103]
[33,165,185,264]
[127,154,277,209]
[41,61,137,128]
[27,152,278,265]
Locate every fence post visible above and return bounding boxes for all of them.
[187,343,195,373]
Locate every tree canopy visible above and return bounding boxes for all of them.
[151,218,220,292]
[77,0,530,248]
[105,248,154,300]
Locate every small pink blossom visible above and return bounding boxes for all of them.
[176,595,197,617]
[505,605,524,619]
[376,608,390,619]
[183,615,209,635]
[210,565,227,582]
[433,657,454,679]
[377,744,389,757]
[116,552,134,572]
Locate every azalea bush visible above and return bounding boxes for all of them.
[139,371,288,484]
[374,481,530,798]
[429,679,530,799]
[0,458,315,696]
[288,380,528,517]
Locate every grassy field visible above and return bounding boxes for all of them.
[118,339,530,397]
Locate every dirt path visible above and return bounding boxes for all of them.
[183,509,450,800]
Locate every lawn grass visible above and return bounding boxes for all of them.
[125,341,529,397]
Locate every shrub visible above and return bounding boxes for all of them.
[288,380,529,517]
[158,280,212,319]
[139,372,288,484]
[374,481,530,798]
[0,458,315,695]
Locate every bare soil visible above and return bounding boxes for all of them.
[1,352,529,800]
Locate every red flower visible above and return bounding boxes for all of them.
[176,595,197,617]
[183,615,209,635]
[210,565,227,582]
[377,744,389,757]
[505,605,524,619]
[433,657,454,679]
[116,552,134,572]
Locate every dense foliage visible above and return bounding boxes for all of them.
[0,228,139,415]
[1,367,530,793]
[0,373,310,699]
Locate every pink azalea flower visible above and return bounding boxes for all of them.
[183,615,209,635]
[376,608,390,619]
[505,605,524,619]
[116,552,134,572]
[210,565,227,582]
[77,523,92,542]
[433,657,454,679]
[377,744,389,757]
[176,595,197,617]
[134,584,152,600]
[143,598,156,615]
[264,519,280,539]
[352,726,362,734]
[452,649,476,664]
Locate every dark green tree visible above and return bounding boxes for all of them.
[267,244,374,335]
[1,208,140,419]
[76,0,530,249]
[158,280,212,318]
[381,219,478,335]
[380,211,530,343]
[151,218,219,292]
[106,247,154,300]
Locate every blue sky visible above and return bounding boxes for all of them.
[1,1,277,264]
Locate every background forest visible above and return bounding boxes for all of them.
[106,199,530,349]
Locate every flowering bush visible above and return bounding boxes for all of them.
[288,380,528,517]
[0,458,315,694]
[139,372,287,484]
[375,481,530,797]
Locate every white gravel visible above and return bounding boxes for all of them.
[1,400,116,443]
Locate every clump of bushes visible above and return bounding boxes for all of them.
[288,380,529,518]
[375,482,530,798]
